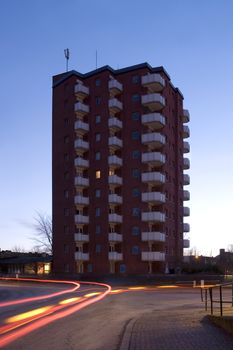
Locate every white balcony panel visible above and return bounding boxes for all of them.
[183,239,190,248]
[74,120,89,133]
[108,194,123,204]
[183,158,190,170]
[183,141,190,153]
[183,207,190,216]
[141,113,165,129]
[183,223,190,232]
[141,132,165,147]
[74,102,89,115]
[141,252,165,262]
[75,252,89,261]
[108,117,122,130]
[142,212,165,222]
[108,98,123,112]
[142,73,165,92]
[141,172,165,184]
[108,155,123,167]
[74,139,89,150]
[183,109,190,123]
[74,195,89,206]
[108,252,123,261]
[183,190,190,201]
[108,175,123,185]
[74,233,89,242]
[109,213,123,223]
[74,176,89,187]
[108,232,123,242]
[141,93,165,111]
[108,79,123,95]
[142,152,165,166]
[183,125,190,138]
[108,136,123,148]
[75,214,89,224]
[74,157,89,168]
[142,192,165,204]
[183,174,190,186]
[74,83,89,97]
[142,232,165,242]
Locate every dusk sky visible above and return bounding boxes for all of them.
[0,0,233,255]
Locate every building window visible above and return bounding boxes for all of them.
[132,226,140,236]
[132,150,140,159]
[132,94,140,102]
[95,115,101,123]
[132,168,140,178]
[131,131,140,140]
[64,153,69,162]
[64,118,69,125]
[132,75,140,84]
[95,244,101,253]
[132,188,140,197]
[64,244,69,253]
[64,225,69,234]
[96,225,101,234]
[87,264,93,272]
[95,208,100,217]
[64,136,69,144]
[64,208,69,216]
[95,189,101,198]
[96,170,101,179]
[132,208,140,217]
[132,246,140,255]
[64,190,69,198]
[132,112,140,121]
[95,152,101,160]
[95,133,101,141]
[64,172,69,180]
[95,97,101,105]
[120,264,126,273]
[95,78,101,87]
[64,264,69,272]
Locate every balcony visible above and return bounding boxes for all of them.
[141,73,165,92]
[108,98,123,113]
[108,175,123,185]
[141,113,165,129]
[141,172,165,184]
[108,252,123,261]
[141,132,165,148]
[74,233,89,242]
[74,83,89,99]
[141,93,165,111]
[183,207,190,217]
[74,139,89,151]
[108,232,123,242]
[141,252,165,262]
[183,125,190,138]
[183,174,190,186]
[183,141,190,153]
[142,231,165,242]
[108,194,123,204]
[108,155,122,167]
[183,223,190,232]
[142,212,165,223]
[183,239,190,248]
[75,214,89,224]
[74,195,89,206]
[75,252,89,261]
[108,117,122,131]
[74,176,89,188]
[183,158,190,170]
[74,102,89,116]
[142,192,165,204]
[74,157,89,169]
[74,120,89,134]
[108,136,123,149]
[109,213,123,223]
[142,152,165,166]
[183,190,190,201]
[183,109,190,123]
[108,79,123,95]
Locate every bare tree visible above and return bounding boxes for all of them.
[11,245,25,253]
[31,212,52,254]
[227,244,233,253]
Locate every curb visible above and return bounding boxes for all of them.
[119,318,136,350]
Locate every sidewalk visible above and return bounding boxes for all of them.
[120,308,233,350]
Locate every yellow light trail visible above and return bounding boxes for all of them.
[84,292,101,298]
[6,306,53,324]
[128,286,147,290]
[59,297,81,305]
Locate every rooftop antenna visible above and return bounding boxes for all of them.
[96,50,98,69]
[64,48,70,72]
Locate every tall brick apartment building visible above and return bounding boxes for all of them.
[52,63,190,275]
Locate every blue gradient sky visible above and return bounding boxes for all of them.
[0,0,233,255]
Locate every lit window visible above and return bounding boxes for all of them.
[95,152,101,160]
[95,115,101,123]
[96,170,101,179]
[109,170,114,176]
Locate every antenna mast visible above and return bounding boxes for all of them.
[64,48,70,72]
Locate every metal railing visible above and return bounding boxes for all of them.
[201,281,233,316]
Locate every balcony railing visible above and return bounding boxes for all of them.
[108,79,123,95]
[183,109,190,123]
[74,120,89,133]
[141,93,165,111]
[142,212,165,222]
[74,139,89,150]
[108,117,122,130]
[74,157,89,168]
[141,172,165,184]
[142,152,165,166]
[108,232,123,242]
[141,132,165,147]
[183,239,190,248]
[183,174,190,185]
[141,73,165,92]
[142,232,165,242]
[142,192,165,204]
[108,155,123,167]
[183,223,190,232]
[141,113,165,129]
[74,195,89,206]
[183,207,190,216]
[74,176,89,188]
[108,175,123,185]
[108,252,123,261]
[74,102,89,115]
[183,190,190,201]
[74,233,89,242]
[108,136,123,149]
[75,252,89,261]
[74,83,89,98]
[74,214,89,224]
[141,252,165,262]
[183,125,190,138]
[108,194,123,204]
[109,213,122,223]
[183,158,190,170]
[183,141,190,153]
[108,98,123,112]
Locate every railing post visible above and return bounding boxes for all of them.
[220,285,223,316]
[205,289,208,311]
[209,288,213,315]
[201,287,203,302]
